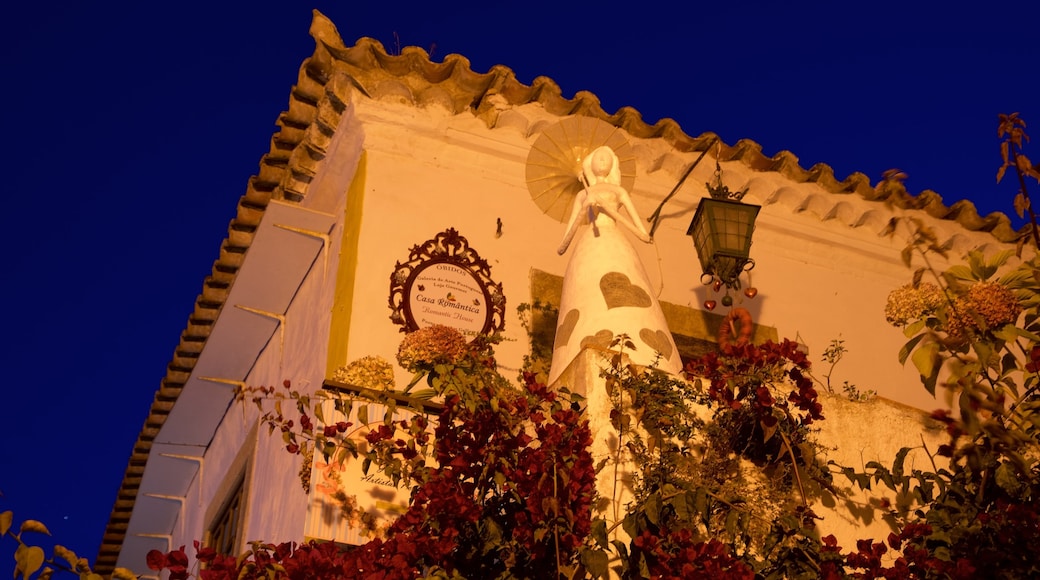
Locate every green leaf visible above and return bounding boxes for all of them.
[694,487,709,521]
[1015,326,1040,342]
[967,250,986,279]
[581,547,609,579]
[610,539,629,561]
[760,419,777,443]
[19,520,50,535]
[911,341,941,396]
[671,492,693,522]
[971,340,993,365]
[480,518,503,552]
[14,545,45,580]
[411,388,437,401]
[644,493,661,526]
[903,318,926,338]
[988,248,1016,270]
[404,371,425,393]
[0,510,11,536]
[995,462,1025,496]
[945,265,975,281]
[998,267,1035,288]
[358,405,369,426]
[724,509,740,536]
[892,447,911,479]
[334,397,352,417]
[898,334,925,365]
[1002,352,1019,377]
[53,545,77,570]
[590,518,609,549]
[992,324,1020,344]
[620,514,638,543]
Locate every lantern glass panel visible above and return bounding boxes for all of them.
[687,198,761,276]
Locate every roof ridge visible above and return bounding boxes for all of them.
[308,10,1023,243]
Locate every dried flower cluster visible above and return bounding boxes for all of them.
[884,283,945,326]
[396,325,468,372]
[332,355,395,390]
[946,281,1022,338]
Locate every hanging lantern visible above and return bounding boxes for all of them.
[687,158,760,290]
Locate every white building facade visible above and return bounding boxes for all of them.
[96,11,1025,577]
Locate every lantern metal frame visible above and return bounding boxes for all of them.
[644,141,762,293]
[687,197,760,290]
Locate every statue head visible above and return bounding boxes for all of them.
[582,146,622,186]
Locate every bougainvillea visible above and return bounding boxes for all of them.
[149,332,596,580]
[685,338,823,462]
[632,530,754,580]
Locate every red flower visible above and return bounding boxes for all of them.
[1026,345,1040,372]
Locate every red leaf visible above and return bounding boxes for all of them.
[168,547,189,568]
[145,550,167,571]
[196,545,217,562]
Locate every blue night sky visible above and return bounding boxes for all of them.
[2,0,1038,569]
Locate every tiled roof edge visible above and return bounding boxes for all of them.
[94,13,354,574]
[307,10,1023,244]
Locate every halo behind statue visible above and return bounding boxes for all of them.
[525,116,636,222]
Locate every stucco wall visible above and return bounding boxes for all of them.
[337,97,996,413]
[141,93,1005,569]
[159,111,361,561]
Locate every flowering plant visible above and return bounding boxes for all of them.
[396,325,468,373]
[332,355,395,391]
[154,332,596,579]
[685,339,823,487]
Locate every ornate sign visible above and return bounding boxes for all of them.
[389,228,505,336]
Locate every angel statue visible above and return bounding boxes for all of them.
[558,146,651,255]
[548,144,682,384]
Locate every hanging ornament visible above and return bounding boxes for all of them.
[712,279,723,292]
[703,300,717,311]
[744,287,758,298]
[721,294,733,307]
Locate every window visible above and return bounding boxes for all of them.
[207,474,245,556]
[203,425,257,558]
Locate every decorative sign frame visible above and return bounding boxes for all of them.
[389,228,505,336]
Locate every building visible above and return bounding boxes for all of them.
[95,10,1025,576]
